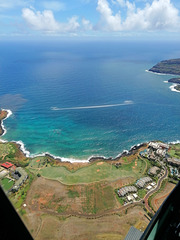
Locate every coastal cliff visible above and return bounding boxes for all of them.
[168,78,180,91]
[149,58,180,75]
[0,110,8,135]
[168,78,180,84]
[149,59,180,92]
[175,85,180,91]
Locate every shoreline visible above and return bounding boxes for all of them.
[145,70,180,93]
[145,69,175,76]
[0,109,13,136]
[169,84,180,93]
[0,108,179,164]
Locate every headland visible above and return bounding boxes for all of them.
[149,58,180,92]
[149,58,180,75]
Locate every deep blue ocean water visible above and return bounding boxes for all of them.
[0,40,180,160]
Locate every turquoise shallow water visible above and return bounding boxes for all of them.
[0,40,180,160]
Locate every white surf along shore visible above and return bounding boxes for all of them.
[0,108,179,164]
[145,69,169,76]
[0,109,111,163]
[169,84,180,93]
[1,109,13,136]
[145,70,180,93]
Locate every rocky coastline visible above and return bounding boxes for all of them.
[149,59,180,92]
[168,78,180,84]
[0,109,149,165]
[149,58,180,75]
[0,109,178,166]
[168,78,180,91]
[0,110,8,136]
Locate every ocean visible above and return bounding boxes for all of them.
[0,40,180,160]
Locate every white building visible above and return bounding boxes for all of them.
[127,195,134,202]
[146,185,152,190]
[133,193,138,199]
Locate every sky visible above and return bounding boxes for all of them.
[1,0,180,40]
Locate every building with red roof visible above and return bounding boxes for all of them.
[1,162,14,169]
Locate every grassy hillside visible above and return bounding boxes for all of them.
[36,158,146,184]
[149,59,180,75]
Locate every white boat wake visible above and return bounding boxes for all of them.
[51,100,134,111]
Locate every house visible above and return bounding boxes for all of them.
[148,142,169,159]
[127,195,134,202]
[148,166,160,176]
[158,143,169,149]
[136,176,152,188]
[167,158,180,167]
[1,162,14,169]
[148,142,169,150]
[149,142,159,150]
[156,149,166,157]
[151,182,156,187]
[0,169,8,179]
[133,193,138,199]
[118,186,137,197]
[12,167,28,192]
[146,185,152,190]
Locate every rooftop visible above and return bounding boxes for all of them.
[149,166,160,175]
[1,162,13,169]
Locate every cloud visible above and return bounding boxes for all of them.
[22,8,80,33]
[21,0,180,35]
[123,0,180,31]
[0,0,32,9]
[96,0,180,31]
[82,18,93,31]
[96,0,121,31]
[115,0,126,7]
[41,1,65,12]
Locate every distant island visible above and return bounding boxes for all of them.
[168,78,180,84]
[149,59,180,92]
[174,85,180,91]
[168,78,180,91]
[149,58,180,75]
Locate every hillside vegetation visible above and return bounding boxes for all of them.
[149,59,180,75]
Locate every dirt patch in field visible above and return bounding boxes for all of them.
[109,177,135,189]
[97,162,104,166]
[25,177,119,216]
[31,205,149,240]
[151,182,176,212]
[22,175,150,239]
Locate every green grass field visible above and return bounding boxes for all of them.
[82,183,115,214]
[29,156,48,168]
[169,144,180,159]
[1,178,14,191]
[0,143,15,158]
[39,158,146,185]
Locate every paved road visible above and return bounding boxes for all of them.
[144,167,168,213]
